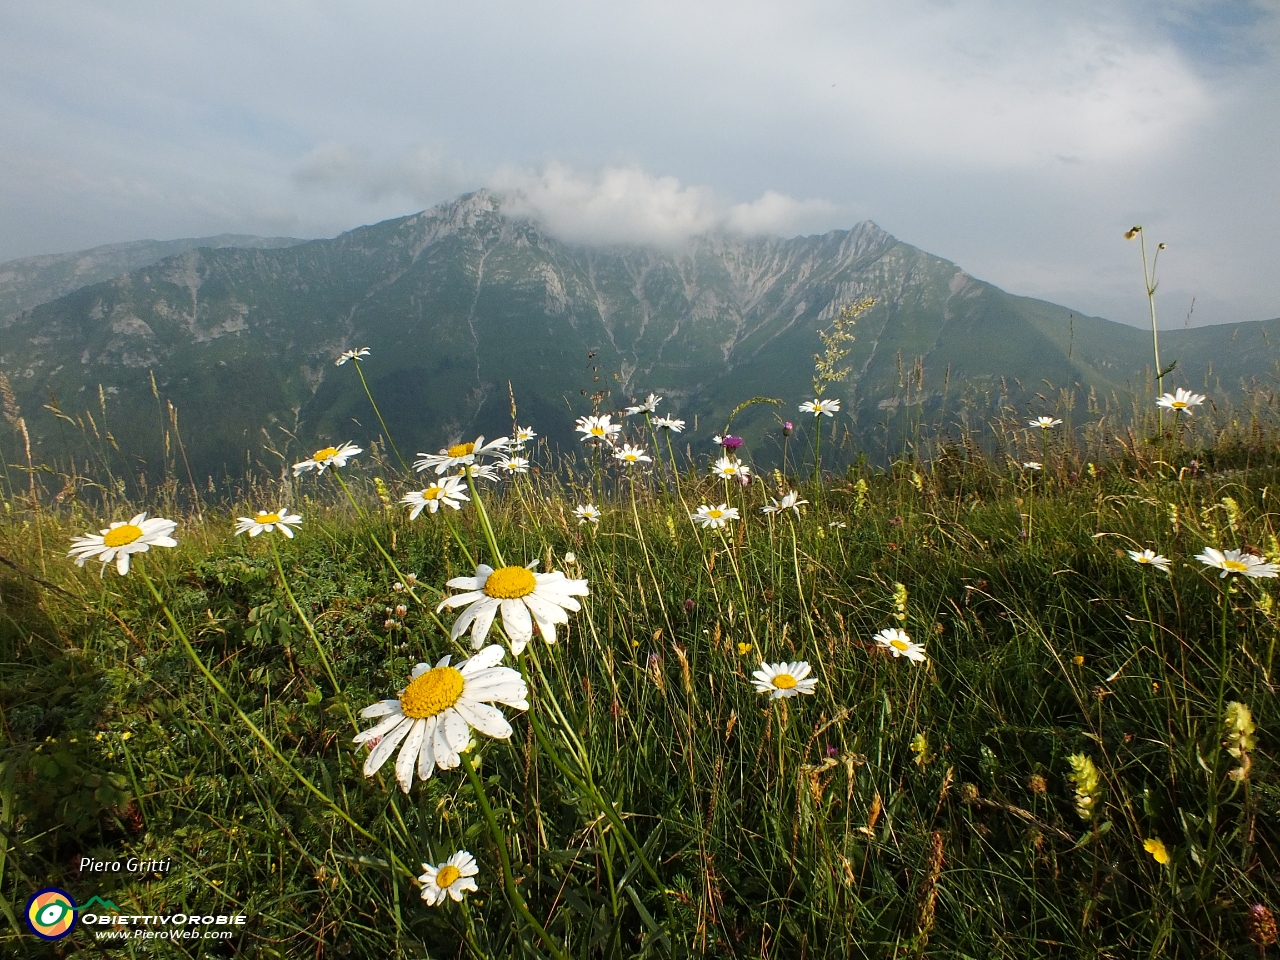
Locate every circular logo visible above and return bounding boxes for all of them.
[26,888,78,940]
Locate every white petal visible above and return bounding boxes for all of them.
[438,590,486,611]
[363,717,413,775]
[433,716,460,769]
[500,598,533,643]
[468,598,500,649]
[454,699,514,739]
[460,645,506,675]
[417,716,439,779]
[359,700,401,720]
[395,720,427,792]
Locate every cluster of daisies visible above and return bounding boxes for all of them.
[1127,545,1280,579]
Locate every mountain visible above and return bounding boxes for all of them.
[0,234,307,326]
[2,191,1278,485]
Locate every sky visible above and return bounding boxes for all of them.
[1,1,1277,327]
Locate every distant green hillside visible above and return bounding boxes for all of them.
[0,234,306,326]
[2,191,1278,486]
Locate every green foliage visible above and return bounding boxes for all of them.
[0,423,1278,958]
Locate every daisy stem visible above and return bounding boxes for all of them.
[464,471,505,567]
[365,532,455,638]
[330,470,371,526]
[269,539,356,729]
[137,568,414,880]
[353,362,409,473]
[664,431,686,508]
[440,509,477,569]
[458,750,570,960]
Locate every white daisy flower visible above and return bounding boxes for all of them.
[497,455,530,475]
[1128,549,1171,573]
[401,476,469,518]
[575,503,602,525]
[1022,461,1043,470]
[1156,388,1207,414]
[800,398,841,416]
[624,393,662,416]
[354,646,528,791]
[68,513,178,575]
[336,347,371,365]
[414,436,509,475]
[437,562,591,655]
[762,491,808,517]
[874,628,927,663]
[828,521,847,529]
[751,661,818,699]
[711,456,750,481]
[234,508,302,538]
[1195,547,1280,579]
[575,414,622,443]
[691,503,740,529]
[419,851,479,906]
[1030,416,1062,429]
[653,416,685,432]
[293,441,362,476]
[613,443,652,465]
[511,426,537,448]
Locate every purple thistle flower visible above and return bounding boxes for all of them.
[720,435,743,450]
[783,421,794,437]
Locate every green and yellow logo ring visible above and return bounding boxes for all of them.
[26,888,78,940]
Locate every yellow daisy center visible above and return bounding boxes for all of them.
[590,426,605,436]
[400,666,465,720]
[773,673,797,689]
[257,512,281,524]
[1224,559,1249,572]
[448,442,475,458]
[435,865,461,889]
[313,446,339,462]
[103,524,143,548]
[707,509,723,519]
[484,566,537,599]
[423,486,442,499]
[1171,401,1187,409]
[891,638,910,652]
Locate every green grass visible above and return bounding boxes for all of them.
[0,415,1278,958]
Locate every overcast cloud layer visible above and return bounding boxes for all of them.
[1,1,1277,326]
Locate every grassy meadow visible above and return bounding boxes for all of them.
[1,381,1279,959]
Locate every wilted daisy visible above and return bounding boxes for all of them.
[1195,547,1280,579]
[437,562,590,655]
[762,490,808,517]
[496,455,530,475]
[575,414,621,443]
[691,503,740,529]
[1128,549,1171,573]
[354,646,528,791]
[419,851,479,906]
[293,441,362,476]
[511,426,537,447]
[335,347,371,365]
[234,508,302,538]
[711,455,750,481]
[1029,416,1062,429]
[1156,388,1206,414]
[752,660,818,699]
[800,398,841,416]
[401,476,469,518]
[414,436,509,475]
[625,393,662,416]
[653,416,685,432]
[613,443,652,465]
[874,628,927,663]
[575,503,602,525]
[68,513,178,575]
